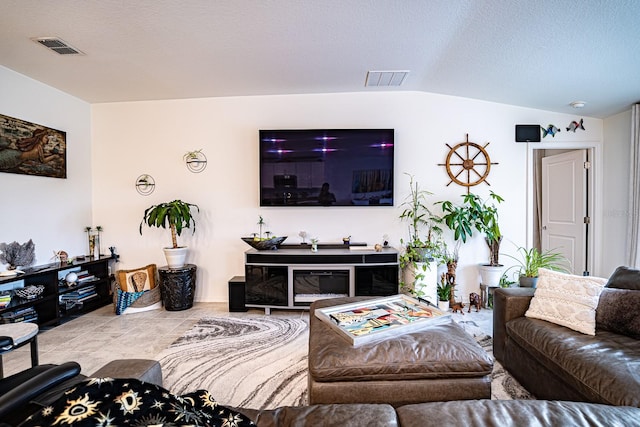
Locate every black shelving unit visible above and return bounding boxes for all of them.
[0,256,116,328]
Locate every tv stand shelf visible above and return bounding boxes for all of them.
[0,256,116,328]
[244,247,399,314]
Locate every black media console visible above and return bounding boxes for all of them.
[244,246,399,314]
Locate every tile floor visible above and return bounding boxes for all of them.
[1,302,493,379]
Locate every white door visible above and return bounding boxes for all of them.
[541,150,588,275]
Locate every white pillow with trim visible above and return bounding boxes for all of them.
[525,268,607,335]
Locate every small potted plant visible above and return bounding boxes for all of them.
[437,278,452,311]
[504,246,569,288]
[139,199,200,268]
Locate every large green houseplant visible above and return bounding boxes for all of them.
[139,199,200,268]
[438,191,504,266]
[398,174,443,303]
[504,246,569,287]
[438,191,504,286]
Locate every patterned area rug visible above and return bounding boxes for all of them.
[156,316,309,409]
[156,316,532,410]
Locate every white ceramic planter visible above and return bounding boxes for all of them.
[437,300,450,311]
[478,264,504,287]
[163,247,188,269]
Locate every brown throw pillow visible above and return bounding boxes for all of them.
[605,266,640,290]
[596,288,640,339]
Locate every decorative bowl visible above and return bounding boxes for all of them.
[241,236,287,250]
[14,285,45,300]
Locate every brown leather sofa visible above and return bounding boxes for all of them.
[241,399,640,426]
[7,358,640,426]
[493,267,640,407]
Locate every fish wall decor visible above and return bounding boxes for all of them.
[566,118,585,132]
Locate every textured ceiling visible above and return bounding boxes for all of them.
[1,0,639,118]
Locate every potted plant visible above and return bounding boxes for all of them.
[139,199,200,268]
[398,174,443,304]
[436,278,452,311]
[438,191,505,286]
[499,272,517,288]
[504,246,569,288]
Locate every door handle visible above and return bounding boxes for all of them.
[542,226,547,230]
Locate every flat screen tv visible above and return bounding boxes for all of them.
[260,129,394,207]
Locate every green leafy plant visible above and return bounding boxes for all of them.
[437,280,452,301]
[499,272,516,288]
[139,200,200,248]
[398,174,444,266]
[437,191,504,266]
[504,246,569,278]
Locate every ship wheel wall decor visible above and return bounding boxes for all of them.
[438,134,498,193]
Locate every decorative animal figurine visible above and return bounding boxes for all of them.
[566,118,585,132]
[446,261,457,286]
[468,292,482,312]
[541,124,560,138]
[451,301,465,314]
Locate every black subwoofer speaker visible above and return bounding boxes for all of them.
[515,124,541,142]
[228,276,248,312]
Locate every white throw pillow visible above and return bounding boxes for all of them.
[525,268,607,335]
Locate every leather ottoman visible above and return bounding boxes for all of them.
[308,297,493,407]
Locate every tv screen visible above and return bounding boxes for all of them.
[260,129,394,207]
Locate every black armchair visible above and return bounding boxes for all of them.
[0,362,82,426]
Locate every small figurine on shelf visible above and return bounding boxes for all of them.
[52,250,69,265]
[310,238,319,253]
[382,234,390,247]
[298,231,308,245]
[109,246,120,262]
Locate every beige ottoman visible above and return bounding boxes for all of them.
[308,297,493,407]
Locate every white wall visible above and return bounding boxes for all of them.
[602,109,632,275]
[0,66,92,267]
[91,91,606,302]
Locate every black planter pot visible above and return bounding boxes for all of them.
[519,276,539,288]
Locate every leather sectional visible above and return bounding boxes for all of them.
[493,266,640,407]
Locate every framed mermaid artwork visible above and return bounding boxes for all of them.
[0,113,66,178]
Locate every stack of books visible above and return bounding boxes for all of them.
[74,270,97,284]
[60,285,98,309]
[1,307,38,324]
[0,291,12,309]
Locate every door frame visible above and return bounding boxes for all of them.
[526,141,603,276]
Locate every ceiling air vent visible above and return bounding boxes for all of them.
[365,70,409,87]
[32,37,84,55]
